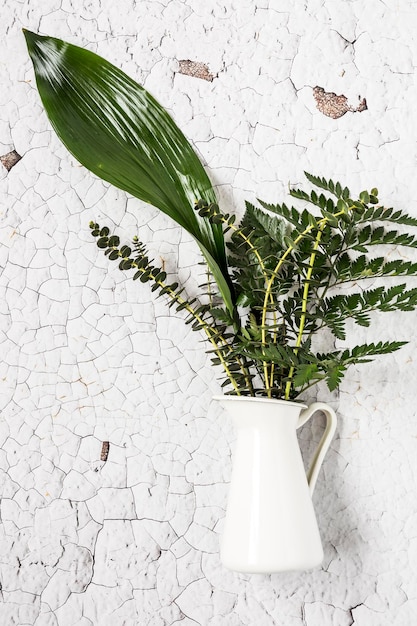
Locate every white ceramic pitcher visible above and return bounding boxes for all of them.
[215,396,337,573]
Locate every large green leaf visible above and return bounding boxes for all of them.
[24,30,235,315]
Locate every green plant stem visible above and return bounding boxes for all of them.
[155,291,241,393]
[225,219,278,394]
[304,227,349,341]
[204,267,255,395]
[261,224,317,397]
[284,222,326,399]
[116,248,243,394]
[261,209,349,398]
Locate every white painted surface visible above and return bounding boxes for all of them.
[1,1,417,624]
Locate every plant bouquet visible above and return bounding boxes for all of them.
[24,30,417,402]
[25,31,417,572]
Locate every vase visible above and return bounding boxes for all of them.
[214,396,337,573]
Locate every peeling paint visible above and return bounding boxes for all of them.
[0,149,22,171]
[177,60,215,82]
[100,441,110,462]
[313,86,367,119]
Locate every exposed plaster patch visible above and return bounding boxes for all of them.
[313,86,367,119]
[0,149,22,171]
[177,60,215,82]
[100,441,110,462]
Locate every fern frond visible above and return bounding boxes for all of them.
[358,205,417,227]
[257,199,306,230]
[334,255,417,282]
[348,224,417,250]
[303,172,351,200]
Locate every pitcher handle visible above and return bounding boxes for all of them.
[297,402,337,495]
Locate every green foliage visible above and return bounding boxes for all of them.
[90,172,417,400]
[24,30,416,401]
[292,341,407,392]
[24,30,235,319]
[90,222,255,394]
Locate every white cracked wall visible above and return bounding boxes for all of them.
[1,1,417,624]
